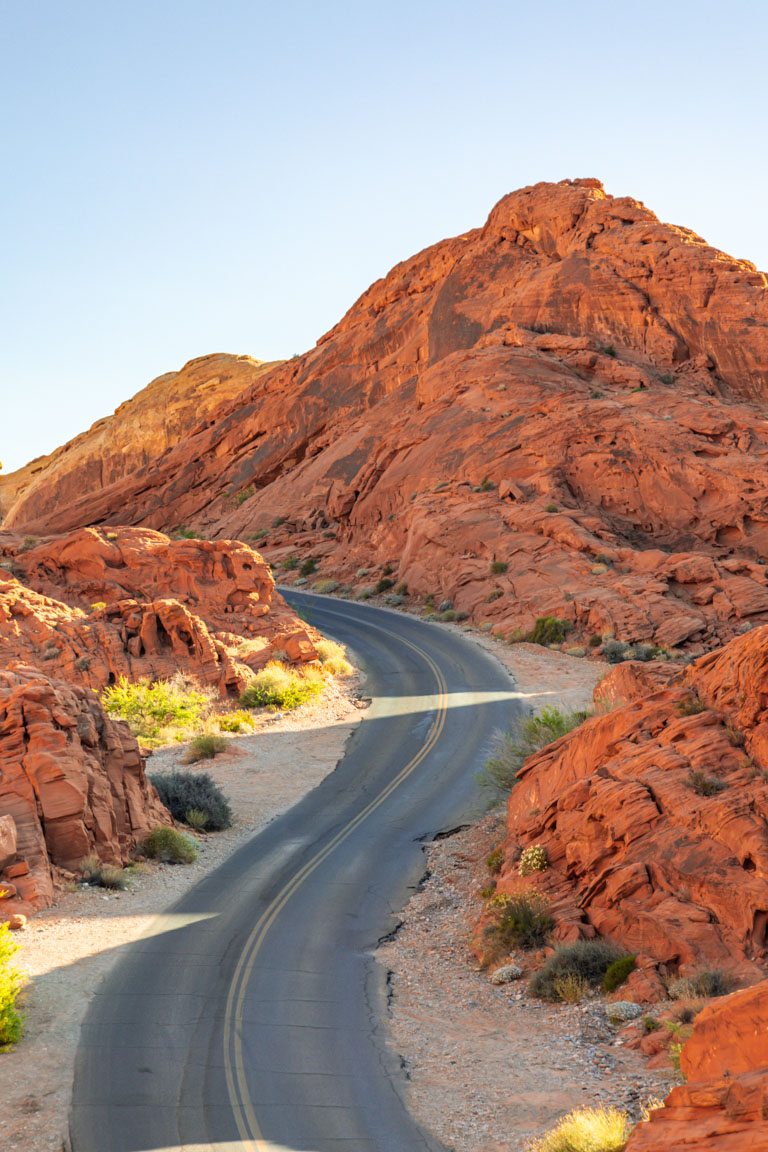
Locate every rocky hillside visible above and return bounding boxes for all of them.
[0,353,281,529]
[7,178,768,652]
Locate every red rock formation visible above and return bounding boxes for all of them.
[0,665,171,922]
[0,526,317,693]
[493,626,768,982]
[1,353,281,529]
[625,983,768,1150]
[7,179,768,650]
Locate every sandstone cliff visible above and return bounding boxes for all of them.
[8,179,768,651]
[0,353,280,529]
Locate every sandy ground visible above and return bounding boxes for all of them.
[0,628,672,1152]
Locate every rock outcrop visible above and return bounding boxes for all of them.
[0,526,317,693]
[0,353,280,530]
[492,625,768,982]
[8,179,768,650]
[0,665,171,922]
[625,982,768,1150]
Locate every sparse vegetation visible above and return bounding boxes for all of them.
[315,638,353,676]
[174,527,197,539]
[141,826,198,864]
[240,661,323,711]
[677,694,706,716]
[234,484,255,506]
[478,707,587,792]
[20,535,37,551]
[667,968,734,1000]
[685,769,726,796]
[484,889,554,954]
[553,971,589,1004]
[184,808,210,831]
[217,709,257,732]
[529,939,627,1002]
[486,847,504,875]
[528,617,572,645]
[526,1106,630,1152]
[602,639,629,664]
[395,582,408,596]
[0,923,25,1050]
[486,589,503,603]
[300,556,318,577]
[544,503,558,513]
[490,560,508,575]
[149,770,232,831]
[600,344,618,358]
[282,555,299,571]
[79,855,129,890]
[519,844,548,876]
[602,955,637,993]
[479,477,494,492]
[376,577,394,593]
[183,733,228,763]
[101,675,214,745]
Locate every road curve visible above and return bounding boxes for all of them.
[70,594,523,1152]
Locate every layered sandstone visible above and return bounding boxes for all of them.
[6,180,768,650]
[492,626,768,982]
[0,526,317,693]
[625,982,768,1150]
[0,665,171,922]
[0,353,280,530]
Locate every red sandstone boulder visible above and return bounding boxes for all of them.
[494,626,768,981]
[0,665,171,921]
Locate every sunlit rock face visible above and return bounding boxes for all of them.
[7,178,768,649]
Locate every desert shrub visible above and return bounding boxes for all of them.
[677,694,706,716]
[184,808,209,831]
[217,709,256,732]
[685,769,726,797]
[544,503,558,513]
[603,639,629,664]
[602,955,637,992]
[184,733,228,763]
[479,477,494,491]
[478,707,588,792]
[553,972,589,1004]
[101,676,212,745]
[529,939,627,1002]
[315,638,353,676]
[528,617,571,646]
[149,770,232,831]
[527,1106,630,1152]
[299,556,318,577]
[667,968,734,1000]
[376,577,394,593]
[234,484,255,506]
[486,589,503,603]
[313,579,339,594]
[240,661,323,710]
[600,344,617,358]
[588,633,602,648]
[0,924,25,1050]
[440,609,457,622]
[395,582,408,596]
[74,655,91,671]
[519,844,548,876]
[282,554,299,570]
[80,855,129,890]
[141,827,198,864]
[724,724,745,747]
[643,1016,660,1034]
[486,847,504,875]
[490,560,508,575]
[174,527,196,539]
[484,890,553,953]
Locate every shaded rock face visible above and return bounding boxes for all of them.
[494,626,768,982]
[9,179,768,650]
[0,526,316,694]
[0,666,171,922]
[625,983,768,1150]
[0,353,281,529]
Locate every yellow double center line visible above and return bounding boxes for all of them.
[223,629,448,1150]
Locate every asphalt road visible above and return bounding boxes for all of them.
[70,594,523,1152]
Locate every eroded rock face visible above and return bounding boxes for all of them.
[0,666,171,921]
[0,353,281,529]
[0,526,317,693]
[493,626,768,982]
[8,179,768,650]
[625,983,768,1150]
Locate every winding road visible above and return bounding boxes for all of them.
[70,594,523,1152]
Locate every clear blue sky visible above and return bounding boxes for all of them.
[2,0,766,474]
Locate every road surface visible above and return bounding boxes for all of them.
[70,594,522,1152]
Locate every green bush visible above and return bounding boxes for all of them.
[300,557,318,577]
[528,617,572,645]
[544,503,558,513]
[376,577,394,593]
[141,827,198,864]
[80,855,129,890]
[602,954,637,992]
[486,846,504,875]
[184,808,209,831]
[217,709,256,732]
[240,662,323,710]
[282,555,299,571]
[527,1106,630,1152]
[478,707,588,792]
[149,770,232,831]
[234,484,255,506]
[101,676,212,745]
[490,560,508,575]
[315,638,353,676]
[0,923,25,1050]
[184,734,228,763]
[529,939,627,1002]
[484,890,553,954]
